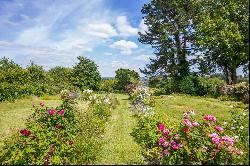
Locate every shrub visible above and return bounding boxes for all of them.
[0,90,79,165]
[154,79,176,95]
[70,56,101,91]
[193,77,225,96]
[0,90,119,165]
[132,110,248,165]
[114,68,140,91]
[178,76,196,95]
[73,92,118,164]
[99,79,117,92]
[218,82,249,103]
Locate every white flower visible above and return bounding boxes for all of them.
[233,120,237,123]
[224,122,228,125]
[231,127,236,130]
[234,135,239,139]
[242,112,247,116]
[240,126,244,130]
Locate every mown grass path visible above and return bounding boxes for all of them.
[96,94,144,165]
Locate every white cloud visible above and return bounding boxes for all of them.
[110,40,138,54]
[116,16,138,36]
[16,26,49,46]
[138,19,148,34]
[83,22,117,38]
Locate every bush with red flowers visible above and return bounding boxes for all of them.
[0,91,79,165]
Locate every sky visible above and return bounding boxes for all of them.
[0,0,155,77]
[0,0,244,77]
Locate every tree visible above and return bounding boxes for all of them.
[194,0,249,84]
[0,57,20,71]
[138,0,195,79]
[48,66,72,86]
[26,62,46,83]
[114,68,140,91]
[70,56,101,91]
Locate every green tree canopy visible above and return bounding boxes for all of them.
[193,0,249,84]
[115,68,140,91]
[70,56,101,91]
[139,0,195,79]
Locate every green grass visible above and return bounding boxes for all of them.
[96,94,144,165]
[153,94,244,124]
[0,95,61,148]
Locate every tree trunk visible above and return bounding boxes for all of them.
[223,66,229,84]
[231,68,237,84]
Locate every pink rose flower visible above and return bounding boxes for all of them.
[183,119,192,128]
[209,133,218,138]
[158,123,165,131]
[177,143,183,148]
[192,121,200,127]
[162,141,169,147]
[172,144,179,150]
[159,137,165,144]
[214,126,224,132]
[212,136,220,144]
[48,109,56,115]
[236,149,243,155]
[171,140,176,145]
[203,115,216,121]
[57,109,65,116]
[163,129,169,135]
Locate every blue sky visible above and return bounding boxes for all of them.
[0,0,244,77]
[0,0,153,77]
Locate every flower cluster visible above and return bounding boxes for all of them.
[154,112,246,164]
[157,123,183,156]
[203,115,216,121]
[20,129,31,136]
[47,109,65,116]
[128,83,154,115]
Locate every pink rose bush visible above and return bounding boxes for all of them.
[132,109,247,165]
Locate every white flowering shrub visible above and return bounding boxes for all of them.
[126,83,155,115]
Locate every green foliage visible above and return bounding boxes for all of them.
[71,56,101,91]
[193,77,225,96]
[151,76,225,97]
[139,0,193,78]
[0,91,79,165]
[73,93,118,164]
[218,82,249,103]
[99,79,117,92]
[0,90,118,165]
[114,68,140,91]
[178,76,196,95]
[194,0,249,84]
[47,66,74,94]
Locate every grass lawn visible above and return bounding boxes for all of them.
[96,93,144,165]
[153,94,245,125]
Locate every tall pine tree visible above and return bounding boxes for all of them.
[139,0,195,79]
